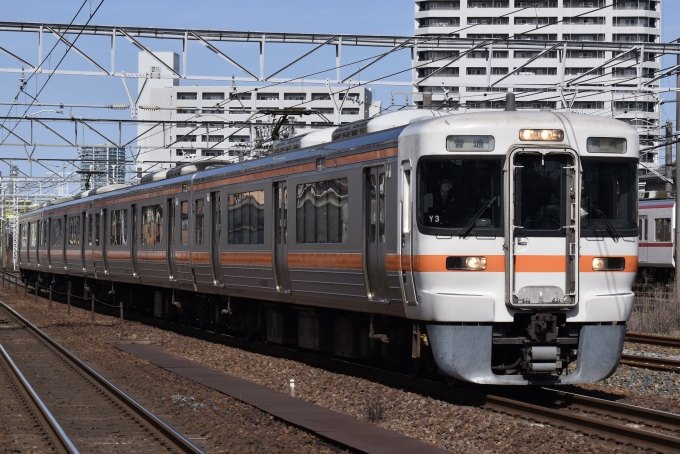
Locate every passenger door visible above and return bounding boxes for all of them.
[273,181,291,293]
[638,215,648,263]
[210,191,223,286]
[167,198,176,280]
[364,166,389,302]
[80,212,86,271]
[509,150,579,307]
[101,210,109,274]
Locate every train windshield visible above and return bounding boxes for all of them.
[417,157,502,235]
[580,159,637,237]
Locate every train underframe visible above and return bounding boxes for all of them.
[21,270,626,385]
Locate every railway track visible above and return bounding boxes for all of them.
[6,283,680,452]
[627,332,680,349]
[0,300,204,454]
[620,353,680,373]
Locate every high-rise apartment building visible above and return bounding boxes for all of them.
[413,0,662,164]
[136,53,380,174]
[78,145,127,189]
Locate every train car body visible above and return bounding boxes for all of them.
[18,107,639,385]
[638,198,675,280]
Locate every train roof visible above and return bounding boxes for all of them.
[22,109,639,219]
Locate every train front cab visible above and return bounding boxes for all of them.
[400,112,639,385]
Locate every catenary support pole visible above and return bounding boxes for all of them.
[676,42,680,298]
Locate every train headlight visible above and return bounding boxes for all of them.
[446,256,487,271]
[465,257,487,271]
[519,129,564,141]
[592,257,625,271]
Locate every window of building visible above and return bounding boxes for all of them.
[571,101,604,110]
[516,101,557,109]
[564,17,605,25]
[229,107,252,114]
[227,190,265,244]
[315,108,334,114]
[229,135,250,143]
[177,92,197,100]
[515,67,557,76]
[515,1,556,6]
[564,0,605,6]
[467,17,508,25]
[468,1,509,6]
[419,1,460,11]
[312,93,331,101]
[466,67,486,75]
[562,34,605,42]
[491,67,508,75]
[466,87,507,92]
[514,51,557,59]
[418,67,459,78]
[419,51,460,61]
[30,222,37,248]
[296,178,349,244]
[284,93,306,100]
[176,149,197,156]
[613,34,657,43]
[565,67,604,76]
[40,221,48,247]
[68,217,81,246]
[141,205,163,246]
[51,218,62,247]
[419,17,460,27]
[257,93,279,101]
[655,218,671,242]
[515,17,558,25]
[341,108,360,115]
[201,135,224,142]
[176,108,197,114]
[203,150,224,157]
[195,199,205,246]
[110,210,127,246]
[202,92,224,100]
[177,135,197,142]
[467,33,509,39]
[566,50,605,58]
[202,108,225,114]
[338,93,360,101]
[614,1,653,10]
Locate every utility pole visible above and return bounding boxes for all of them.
[675,41,680,295]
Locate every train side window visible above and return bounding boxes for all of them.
[51,218,62,247]
[180,201,189,245]
[110,210,128,246]
[95,214,100,246]
[296,178,349,244]
[227,190,265,244]
[88,214,93,246]
[644,218,648,241]
[40,221,48,247]
[638,220,642,241]
[68,217,81,246]
[655,218,671,242]
[20,224,27,249]
[30,222,37,248]
[195,199,205,245]
[379,172,386,243]
[141,205,163,246]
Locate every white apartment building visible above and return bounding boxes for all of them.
[136,52,380,174]
[413,0,662,164]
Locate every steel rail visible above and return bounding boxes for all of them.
[0,300,205,454]
[620,353,680,373]
[626,332,680,349]
[8,283,680,452]
[0,343,79,454]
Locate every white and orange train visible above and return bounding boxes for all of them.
[638,198,675,281]
[18,99,639,384]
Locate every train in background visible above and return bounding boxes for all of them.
[17,100,640,385]
[638,198,675,282]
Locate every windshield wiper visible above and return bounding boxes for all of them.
[590,203,620,242]
[459,196,498,239]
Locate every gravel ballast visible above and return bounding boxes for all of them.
[0,286,664,453]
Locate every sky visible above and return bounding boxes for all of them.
[0,0,679,183]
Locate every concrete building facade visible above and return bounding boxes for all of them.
[136,52,380,174]
[413,0,662,164]
[78,145,127,189]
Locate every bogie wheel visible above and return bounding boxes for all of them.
[407,357,421,378]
